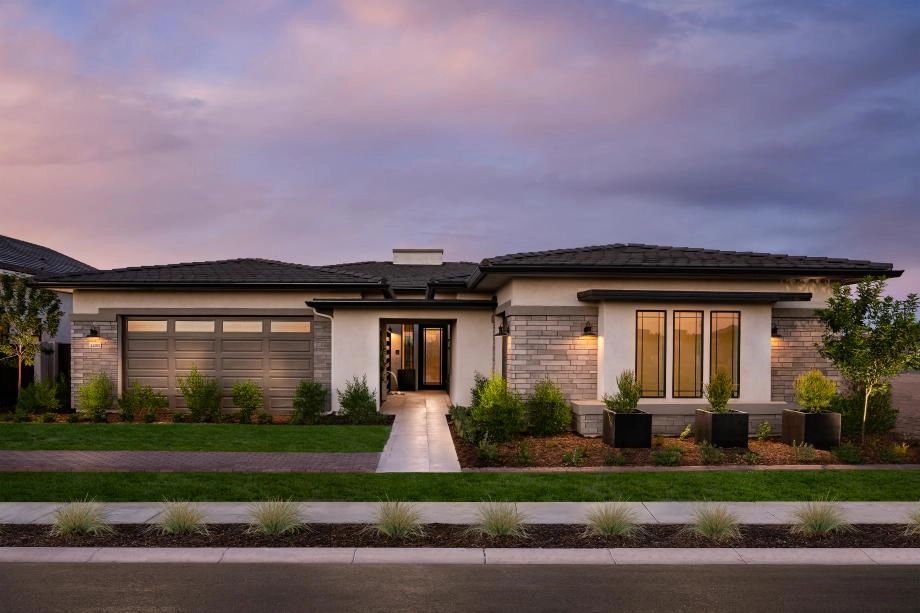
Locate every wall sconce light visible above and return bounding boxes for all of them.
[87,327,100,339]
[771,325,782,339]
[494,314,509,337]
[583,321,597,336]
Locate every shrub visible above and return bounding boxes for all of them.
[756,421,772,441]
[604,451,626,466]
[176,367,222,423]
[790,499,852,536]
[704,370,734,413]
[119,380,168,423]
[66,413,80,423]
[76,373,115,422]
[470,372,488,409]
[172,411,186,423]
[246,499,303,535]
[829,388,898,438]
[40,412,56,423]
[792,440,817,463]
[794,369,838,412]
[514,441,533,466]
[50,498,112,536]
[290,379,326,425]
[16,380,60,414]
[879,442,911,463]
[905,506,920,536]
[602,370,643,414]
[231,380,263,424]
[476,435,501,466]
[469,374,525,443]
[562,446,586,467]
[583,502,642,538]
[337,375,378,424]
[472,502,527,537]
[55,373,71,412]
[256,412,273,425]
[741,451,760,464]
[154,500,208,535]
[678,424,692,441]
[698,441,724,465]
[525,378,571,436]
[449,404,480,444]
[685,503,740,542]
[13,411,31,422]
[373,500,425,538]
[832,443,863,464]
[651,447,681,466]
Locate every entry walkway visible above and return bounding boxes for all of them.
[376,392,460,472]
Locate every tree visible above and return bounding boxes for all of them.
[0,275,63,394]
[817,277,920,443]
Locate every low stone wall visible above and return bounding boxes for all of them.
[892,371,920,439]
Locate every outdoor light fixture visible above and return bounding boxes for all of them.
[87,327,100,339]
[583,321,597,336]
[494,316,509,337]
[771,325,782,339]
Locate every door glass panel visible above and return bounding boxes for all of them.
[423,328,442,386]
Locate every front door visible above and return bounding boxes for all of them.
[417,324,448,390]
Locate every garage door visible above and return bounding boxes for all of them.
[124,316,313,413]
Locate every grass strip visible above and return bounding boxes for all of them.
[0,423,390,453]
[1,470,917,502]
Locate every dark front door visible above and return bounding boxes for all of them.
[417,325,448,390]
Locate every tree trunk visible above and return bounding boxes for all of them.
[16,355,22,396]
[861,385,872,445]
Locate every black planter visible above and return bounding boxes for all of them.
[396,369,416,392]
[694,409,749,448]
[781,409,841,450]
[602,409,652,448]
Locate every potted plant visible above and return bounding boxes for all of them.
[695,370,748,448]
[602,370,652,448]
[782,369,840,449]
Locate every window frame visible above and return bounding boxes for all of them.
[672,310,704,399]
[709,310,741,398]
[635,310,667,399]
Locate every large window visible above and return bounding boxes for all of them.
[673,311,703,398]
[636,311,666,398]
[710,311,740,397]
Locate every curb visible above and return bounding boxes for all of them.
[0,546,918,565]
[465,464,920,473]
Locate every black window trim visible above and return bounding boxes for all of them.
[709,310,741,398]
[635,310,666,399]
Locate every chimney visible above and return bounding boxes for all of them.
[392,248,443,265]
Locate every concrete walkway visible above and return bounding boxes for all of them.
[1,501,917,525]
[376,392,460,472]
[0,450,380,473]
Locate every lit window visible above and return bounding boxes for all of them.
[127,320,167,333]
[222,320,263,333]
[635,311,665,398]
[175,321,215,333]
[270,321,311,333]
[673,311,703,398]
[710,311,741,397]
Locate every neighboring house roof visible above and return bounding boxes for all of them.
[323,261,479,290]
[32,258,385,290]
[0,234,95,276]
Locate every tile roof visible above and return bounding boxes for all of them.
[323,261,479,289]
[0,234,95,276]
[34,258,383,287]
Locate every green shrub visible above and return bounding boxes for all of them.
[472,502,527,537]
[246,499,303,535]
[13,411,31,422]
[373,500,425,538]
[829,388,898,437]
[832,443,863,464]
[603,370,642,413]
[470,372,488,409]
[514,441,533,466]
[231,380,263,424]
[40,412,56,423]
[66,413,80,423]
[55,374,71,412]
[794,369,837,412]
[337,375,379,424]
[172,411,186,423]
[604,451,626,466]
[449,404,480,444]
[651,447,681,466]
[704,370,733,413]
[154,500,208,535]
[741,451,760,464]
[525,378,571,436]
[792,440,817,463]
[469,374,525,443]
[757,420,772,441]
[256,412,273,425]
[790,498,852,536]
[16,380,60,414]
[119,380,168,423]
[50,498,112,536]
[176,367,222,423]
[685,503,740,542]
[583,502,643,538]
[476,435,501,466]
[562,446,586,467]
[678,424,692,441]
[879,442,911,463]
[76,373,115,422]
[290,379,326,425]
[698,441,724,465]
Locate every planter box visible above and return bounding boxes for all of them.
[396,369,416,392]
[694,409,749,448]
[781,409,841,450]
[603,409,652,448]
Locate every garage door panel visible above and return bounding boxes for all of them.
[221,357,262,370]
[270,358,311,371]
[126,357,169,370]
[269,340,311,352]
[269,396,295,410]
[126,376,169,389]
[271,377,303,389]
[127,339,168,351]
[175,358,215,371]
[221,340,264,352]
[175,340,216,352]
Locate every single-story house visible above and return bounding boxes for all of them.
[33,244,900,434]
[1,234,96,404]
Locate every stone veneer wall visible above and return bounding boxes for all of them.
[70,317,119,408]
[505,313,598,401]
[770,311,840,402]
[892,371,920,439]
[312,316,333,410]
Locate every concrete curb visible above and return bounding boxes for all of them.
[0,546,918,565]
[466,463,920,473]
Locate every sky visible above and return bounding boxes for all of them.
[1,0,918,296]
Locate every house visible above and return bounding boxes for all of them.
[0,234,96,404]
[33,244,900,433]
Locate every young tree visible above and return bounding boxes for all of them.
[817,278,920,443]
[0,275,63,394]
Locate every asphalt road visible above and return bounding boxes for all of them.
[1,563,919,612]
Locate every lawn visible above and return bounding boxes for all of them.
[1,470,917,502]
[0,423,390,453]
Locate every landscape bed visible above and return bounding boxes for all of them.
[2,523,918,549]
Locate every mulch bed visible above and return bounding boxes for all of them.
[451,424,919,469]
[2,523,918,549]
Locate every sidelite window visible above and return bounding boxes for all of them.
[711,311,741,397]
[673,311,703,398]
[635,311,666,398]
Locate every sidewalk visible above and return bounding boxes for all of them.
[1,501,917,525]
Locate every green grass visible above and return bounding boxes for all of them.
[0,470,917,502]
[0,423,390,453]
